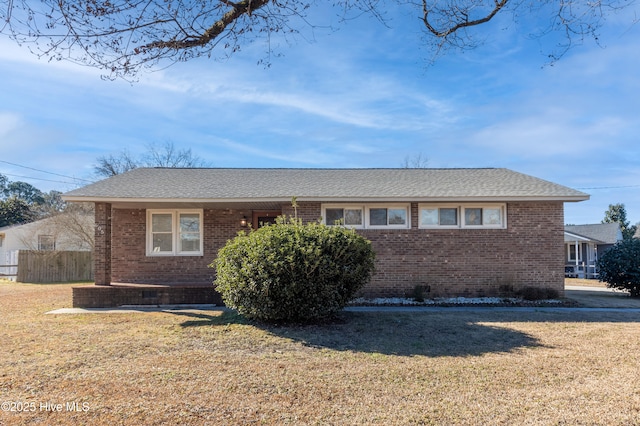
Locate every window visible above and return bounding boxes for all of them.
[419,204,506,229]
[322,204,410,229]
[366,206,409,228]
[324,207,364,227]
[463,206,504,227]
[38,235,56,251]
[147,210,203,256]
[420,207,458,227]
[568,244,582,262]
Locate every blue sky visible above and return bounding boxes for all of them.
[1,3,639,225]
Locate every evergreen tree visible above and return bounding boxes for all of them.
[602,203,637,240]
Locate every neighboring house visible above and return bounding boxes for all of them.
[62,168,589,308]
[0,214,94,280]
[564,223,623,279]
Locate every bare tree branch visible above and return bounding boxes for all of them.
[94,141,210,178]
[1,0,635,77]
[421,0,509,38]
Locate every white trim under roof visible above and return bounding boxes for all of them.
[62,195,589,204]
[564,231,604,244]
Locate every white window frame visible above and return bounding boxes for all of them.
[322,205,365,229]
[461,204,506,228]
[419,203,506,229]
[146,209,203,256]
[567,243,582,262]
[322,204,411,229]
[418,204,460,229]
[365,204,411,229]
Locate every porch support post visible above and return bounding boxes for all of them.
[94,202,112,286]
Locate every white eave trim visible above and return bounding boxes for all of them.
[62,195,590,204]
[563,231,604,244]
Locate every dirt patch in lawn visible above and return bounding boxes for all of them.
[2,282,640,425]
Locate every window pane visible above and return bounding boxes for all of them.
[180,233,201,252]
[152,234,173,252]
[344,209,363,226]
[180,214,200,232]
[484,208,502,225]
[421,209,438,226]
[440,208,458,226]
[465,208,482,225]
[179,213,201,252]
[388,208,407,225]
[369,208,387,226]
[152,214,173,232]
[325,208,344,225]
[38,235,55,251]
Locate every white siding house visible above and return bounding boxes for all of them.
[0,215,93,280]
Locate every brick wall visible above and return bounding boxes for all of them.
[72,284,222,308]
[358,202,565,298]
[104,201,564,298]
[94,202,111,285]
[110,208,255,285]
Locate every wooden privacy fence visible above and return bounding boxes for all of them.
[16,251,94,283]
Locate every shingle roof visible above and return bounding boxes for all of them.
[564,223,623,245]
[63,168,589,203]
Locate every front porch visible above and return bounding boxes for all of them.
[72,283,222,308]
[564,233,600,279]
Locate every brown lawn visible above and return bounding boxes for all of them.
[565,277,609,288]
[1,281,639,425]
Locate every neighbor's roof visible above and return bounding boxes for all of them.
[564,223,623,245]
[62,168,589,204]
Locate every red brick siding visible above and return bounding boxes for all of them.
[73,284,222,308]
[94,202,112,285]
[281,202,322,223]
[105,201,564,298]
[357,201,565,298]
[110,208,257,285]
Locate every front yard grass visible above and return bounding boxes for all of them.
[1,281,639,425]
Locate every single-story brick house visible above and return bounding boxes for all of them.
[62,168,589,307]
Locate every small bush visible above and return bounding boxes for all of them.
[408,285,430,302]
[497,283,515,297]
[597,239,640,297]
[517,286,559,301]
[212,217,375,323]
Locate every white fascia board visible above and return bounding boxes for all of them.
[564,231,604,243]
[61,196,295,204]
[564,232,592,242]
[62,194,590,204]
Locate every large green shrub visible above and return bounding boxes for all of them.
[597,238,640,297]
[212,217,375,323]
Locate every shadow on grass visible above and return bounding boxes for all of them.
[171,310,249,327]
[170,310,544,357]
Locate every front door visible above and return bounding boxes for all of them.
[252,211,281,229]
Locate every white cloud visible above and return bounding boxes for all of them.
[470,112,627,158]
[0,112,22,138]
[214,138,339,165]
